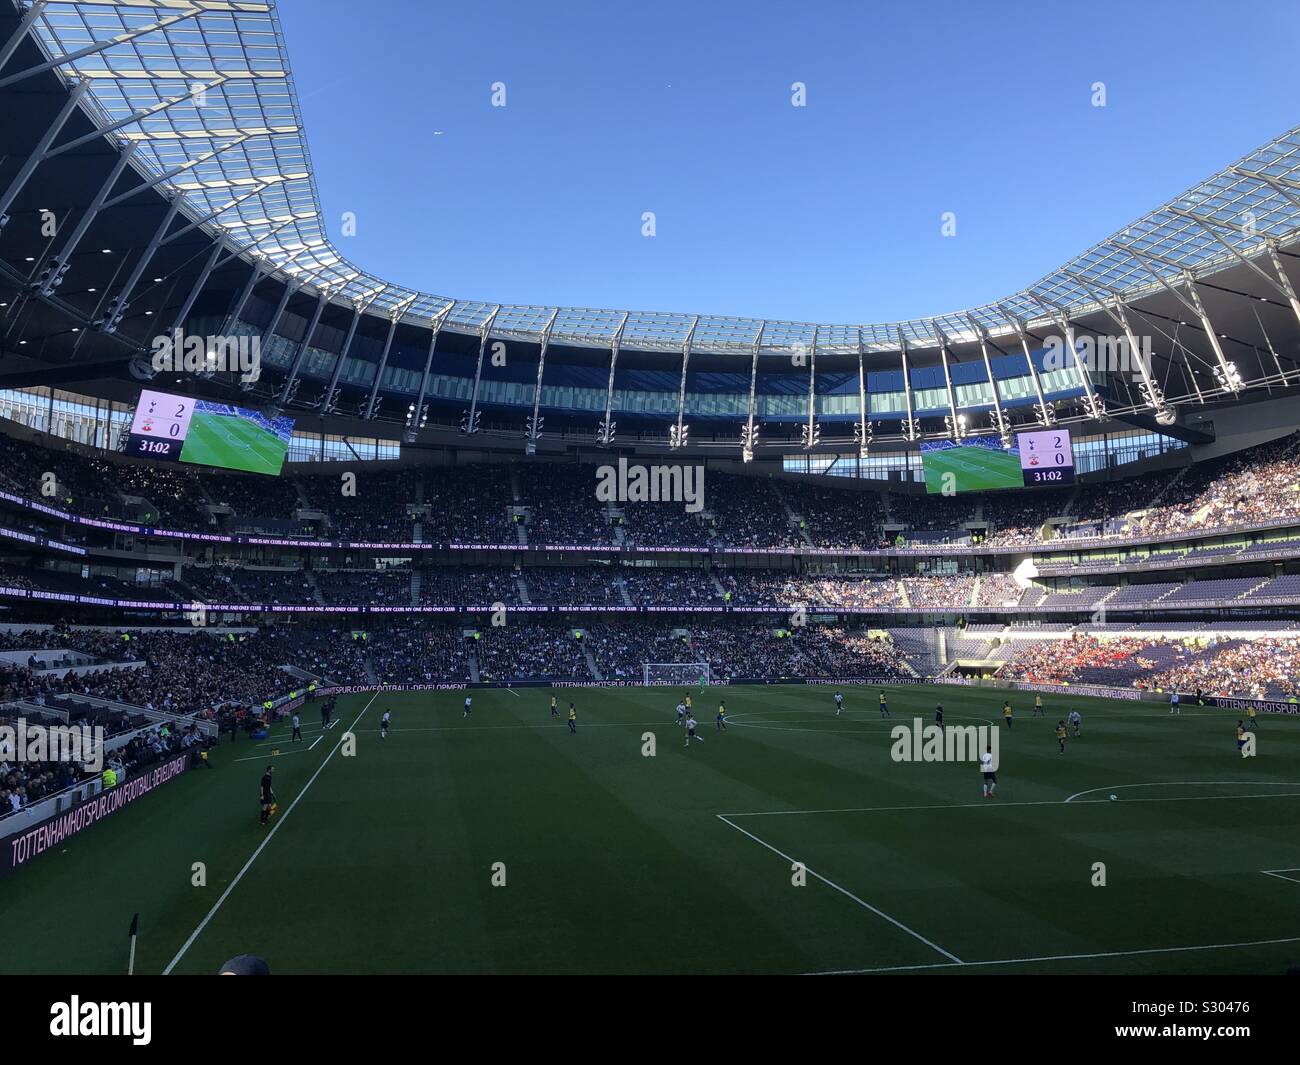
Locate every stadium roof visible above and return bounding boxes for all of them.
[10,0,1300,359]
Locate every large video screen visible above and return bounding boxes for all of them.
[126,391,294,476]
[921,430,1075,493]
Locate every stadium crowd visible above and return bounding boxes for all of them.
[1,429,1299,552]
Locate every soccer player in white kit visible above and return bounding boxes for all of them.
[1169,692,1180,715]
[980,746,997,799]
[684,715,704,746]
[834,691,844,715]
[463,695,472,718]
[381,709,391,739]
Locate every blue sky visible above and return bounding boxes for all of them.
[279,0,1300,325]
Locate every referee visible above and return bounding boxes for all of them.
[259,765,275,825]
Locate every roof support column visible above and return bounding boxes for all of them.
[1112,243,1232,400]
[741,322,765,462]
[0,1,49,75]
[407,301,455,438]
[966,315,1009,445]
[1178,271,1242,394]
[0,78,89,230]
[363,295,419,419]
[853,331,872,459]
[896,327,917,441]
[1264,239,1300,330]
[525,308,560,454]
[100,193,184,332]
[127,233,226,381]
[38,142,138,296]
[934,325,964,441]
[278,289,329,404]
[596,312,628,447]
[1031,295,1106,419]
[1065,272,1171,419]
[256,277,304,382]
[670,316,699,449]
[163,232,225,338]
[800,326,820,449]
[463,305,501,434]
[997,305,1054,426]
[361,316,399,419]
[219,261,272,338]
[318,295,373,412]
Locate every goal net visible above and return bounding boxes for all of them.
[642,662,711,687]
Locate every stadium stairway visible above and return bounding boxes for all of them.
[581,641,604,682]
[170,571,202,602]
[970,574,981,606]
[516,575,532,606]
[409,569,421,606]
[1137,462,1193,517]
[1091,586,1120,619]
[898,580,911,608]
[1242,576,1275,599]
[615,577,633,608]
[771,483,815,548]
[304,570,326,607]
[1061,482,1082,518]
[880,489,895,524]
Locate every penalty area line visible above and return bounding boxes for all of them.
[162,693,378,975]
[806,934,1300,975]
[715,814,962,964]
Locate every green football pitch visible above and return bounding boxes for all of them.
[923,445,1024,493]
[179,411,288,476]
[5,684,1300,975]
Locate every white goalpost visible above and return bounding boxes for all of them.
[642,662,711,687]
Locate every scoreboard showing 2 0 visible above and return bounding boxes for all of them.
[1016,429,1076,487]
[125,390,194,461]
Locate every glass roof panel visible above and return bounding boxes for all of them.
[18,1,1300,355]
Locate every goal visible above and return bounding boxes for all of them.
[642,662,711,687]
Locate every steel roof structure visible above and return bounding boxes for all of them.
[2,0,1300,455]
[11,0,1300,353]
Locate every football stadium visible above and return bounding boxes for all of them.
[2,0,1300,1007]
